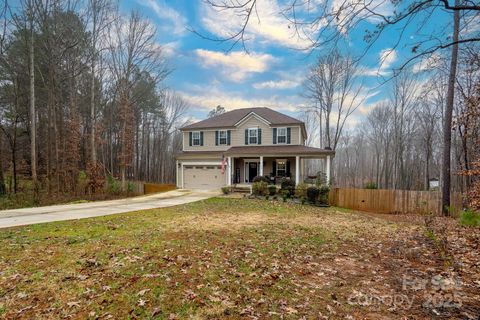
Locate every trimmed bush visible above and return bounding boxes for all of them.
[280,177,295,197]
[252,176,271,184]
[315,171,327,187]
[295,182,308,199]
[252,181,268,196]
[221,186,230,194]
[318,185,330,205]
[306,186,319,204]
[268,185,277,196]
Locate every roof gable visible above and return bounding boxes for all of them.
[234,112,271,127]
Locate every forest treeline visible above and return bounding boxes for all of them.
[300,47,479,207]
[0,0,187,202]
[332,51,479,194]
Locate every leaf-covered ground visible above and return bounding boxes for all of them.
[0,197,478,319]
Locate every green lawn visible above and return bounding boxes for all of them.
[0,198,478,319]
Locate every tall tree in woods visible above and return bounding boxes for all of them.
[86,0,114,192]
[27,0,37,198]
[107,11,169,191]
[303,50,364,182]
[303,50,363,151]
[442,0,461,215]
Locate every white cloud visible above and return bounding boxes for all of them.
[179,85,302,113]
[362,48,397,76]
[162,41,181,58]
[200,0,318,49]
[138,0,187,36]
[412,53,442,73]
[253,79,300,89]
[194,49,276,82]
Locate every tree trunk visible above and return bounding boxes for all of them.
[0,134,6,195]
[90,7,97,164]
[28,1,38,200]
[442,0,460,216]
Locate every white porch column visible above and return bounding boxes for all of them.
[227,157,232,185]
[326,155,331,185]
[231,157,235,184]
[295,156,300,185]
[259,156,264,176]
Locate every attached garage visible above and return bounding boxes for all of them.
[182,165,226,190]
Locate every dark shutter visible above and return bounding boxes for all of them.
[215,131,219,146]
[258,128,262,144]
[245,129,249,145]
[273,128,277,144]
[272,161,277,176]
[286,160,291,177]
[200,131,204,146]
[227,130,231,145]
[189,132,192,146]
[287,127,291,144]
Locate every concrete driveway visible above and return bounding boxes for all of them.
[0,190,220,229]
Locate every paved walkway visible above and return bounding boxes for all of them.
[0,190,219,229]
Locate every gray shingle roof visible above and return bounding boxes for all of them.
[180,107,304,130]
[224,145,335,156]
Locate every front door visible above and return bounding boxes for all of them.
[235,168,240,184]
[248,162,258,182]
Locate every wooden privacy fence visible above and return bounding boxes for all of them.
[144,183,176,195]
[329,188,464,215]
[127,182,176,195]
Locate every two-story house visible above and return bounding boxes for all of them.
[176,107,334,190]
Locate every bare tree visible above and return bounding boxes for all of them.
[107,11,169,191]
[26,0,38,198]
[303,50,364,150]
[442,0,461,215]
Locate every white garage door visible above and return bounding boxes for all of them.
[183,165,225,190]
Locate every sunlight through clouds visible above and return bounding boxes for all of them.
[194,49,276,82]
[200,0,316,49]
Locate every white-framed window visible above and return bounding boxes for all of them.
[218,130,227,145]
[277,159,287,176]
[192,131,201,146]
[248,128,258,144]
[277,127,287,144]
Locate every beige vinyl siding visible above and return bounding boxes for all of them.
[183,130,231,151]
[182,115,303,151]
[234,115,301,146]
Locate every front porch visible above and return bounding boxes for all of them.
[224,145,334,186]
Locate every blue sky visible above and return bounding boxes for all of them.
[120,0,455,127]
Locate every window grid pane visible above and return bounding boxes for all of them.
[219,130,227,145]
[249,129,257,144]
[277,128,286,144]
[192,132,200,146]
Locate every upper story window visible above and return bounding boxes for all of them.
[248,128,258,144]
[218,130,227,145]
[277,127,287,144]
[192,131,201,146]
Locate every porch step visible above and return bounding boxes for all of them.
[231,185,252,193]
